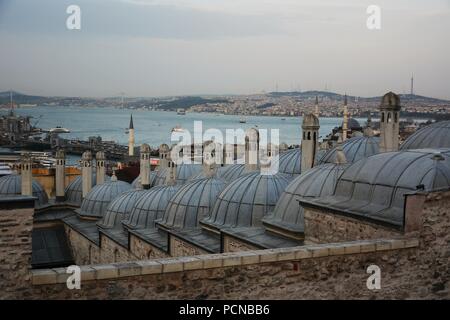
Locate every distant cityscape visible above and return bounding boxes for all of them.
[1,90,450,120]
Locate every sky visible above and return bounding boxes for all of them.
[0,0,449,99]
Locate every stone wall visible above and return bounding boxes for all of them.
[1,190,449,299]
[223,235,260,252]
[65,225,100,265]
[99,234,138,264]
[304,207,403,243]
[0,197,35,299]
[169,235,208,257]
[31,238,440,299]
[129,234,168,260]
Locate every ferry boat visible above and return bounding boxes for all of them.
[177,109,186,115]
[239,117,246,123]
[171,125,185,133]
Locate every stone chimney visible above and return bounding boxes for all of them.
[166,157,177,186]
[301,113,320,173]
[159,144,170,169]
[140,143,151,189]
[20,153,33,196]
[95,151,106,186]
[55,149,66,202]
[81,151,93,198]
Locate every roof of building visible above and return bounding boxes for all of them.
[216,163,258,183]
[0,174,48,208]
[78,179,132,219]
[159,177,227,230]
[400,121,450,150]
[97,189,145,230]
[65,174,111,206]
[263,162,349,233]
[123,185,179,230]
[31,225,74,269]
[277,148,327,176]
[303,149,450,228]
[131,171,156,189]
[319,135,380,165]
[153,164,202,186]
[203,171,292,230]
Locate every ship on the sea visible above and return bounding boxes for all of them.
[177,108,186,115]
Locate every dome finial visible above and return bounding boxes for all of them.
[334,145,347,164]
[111,170,118,182]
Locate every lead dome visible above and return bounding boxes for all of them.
[203,171,292,230]
[65,173,111,206]
[319,135,379,164]
[159,177,227,230]
[0,174,48,208]
[123,185,179,230]
[97,189,145,229]
[78,178,132,218]
[310,149,450,227]
[400,120,450,150]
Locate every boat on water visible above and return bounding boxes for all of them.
[177,109,186,115]
[171,125,185,133]
[239,117,246,123]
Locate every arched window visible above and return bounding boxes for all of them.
[387,112,391,123]
[381,112,385,122]
[394,112,398,123]
[313,132,317,141]
[307,132,311,140]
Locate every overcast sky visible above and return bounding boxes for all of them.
[0,0,449,99]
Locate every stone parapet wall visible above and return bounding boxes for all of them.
[29,238,437,299]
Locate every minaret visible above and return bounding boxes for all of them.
[379,92,401,153]
[20,153,33,196]
[301,113,320,173]
[55,149,66,202]
[95,151,106,185]
[244,128,259,171]
[342,94,348,142]
[128,114,135,157]
[81,151,93,198]
[410,75,414,95]
[314,96,320,119]
[140,144,151,189]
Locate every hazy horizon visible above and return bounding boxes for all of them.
[1,0,450,99]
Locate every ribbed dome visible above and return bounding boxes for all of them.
[131,171,157,189]
[278,148,327,176]
[216,164,258,183]
[65,174,111,206]
[264,162,348,233]
[203,171,292,229]
[159,177,227,230]
[123,185,179,230]
[400,121,450,150]
[153,164,202,186]
[319,136,380,164]
[310,149,450,227]
[78,179,132,218]
[97,189,145,229]
[188,167,219,181]
[0,174,48,208]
